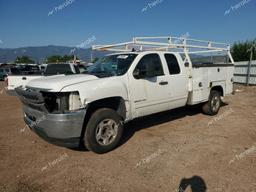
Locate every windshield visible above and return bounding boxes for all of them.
[85,54,137,78]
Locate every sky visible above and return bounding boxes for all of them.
[0,0,255,48]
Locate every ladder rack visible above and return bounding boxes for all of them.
[92,35,235,75]
[93,35,229,51]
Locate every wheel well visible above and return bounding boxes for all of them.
[87,97,126,119]
[80,97,126,141]
[211,86,224,96]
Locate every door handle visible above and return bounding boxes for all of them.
[159,81,168,85]
[22,77,27,80]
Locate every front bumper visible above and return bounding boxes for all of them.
[24,106,86,148]
[16,87,86,148]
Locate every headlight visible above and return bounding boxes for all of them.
[69,92,83,111]
[42,91,83,113]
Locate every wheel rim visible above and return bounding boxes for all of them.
[95,119,118,146]
[211,95,220,112]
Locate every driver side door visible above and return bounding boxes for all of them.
[130,53,171,117]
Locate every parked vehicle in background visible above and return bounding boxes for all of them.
[0,68,10,81]
[16,64,41,75]
[15,36,235,154]
[76,64,88,73]
[0,66,20,81]
[38,64,48,72]
[7,63,80,94]
[44,63,80,75]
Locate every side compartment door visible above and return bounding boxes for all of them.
[130,53,171,117]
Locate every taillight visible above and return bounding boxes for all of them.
[5,76,8,87]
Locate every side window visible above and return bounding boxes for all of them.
[164,54,181,75]
[74,65,80,74]
[5,69,10,73]
[134,54,164,77]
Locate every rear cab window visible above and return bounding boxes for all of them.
[45,64,73,75]
[164,54,181,75]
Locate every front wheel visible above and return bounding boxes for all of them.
[202,90,221,116]
[84,108,124,154]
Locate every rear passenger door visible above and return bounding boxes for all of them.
[163,53,188,108]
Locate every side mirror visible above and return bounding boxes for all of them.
[133,69,141,79]
[133,68,146,79]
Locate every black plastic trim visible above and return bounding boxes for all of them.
[192,63,234,68]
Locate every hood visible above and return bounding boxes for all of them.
[26,74,98,91]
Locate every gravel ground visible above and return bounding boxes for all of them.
[0,82,255,192]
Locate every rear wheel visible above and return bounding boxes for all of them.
[202,90,221,116]
[84,108,123,154]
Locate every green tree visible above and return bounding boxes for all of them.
[46,55,62,63]
[15,56,35,64]
[231,39,256,62]
[61,55,75,62]
[46,55,77,63]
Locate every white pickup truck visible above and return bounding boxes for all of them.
[15,36,234,153]
[7,63,80,95]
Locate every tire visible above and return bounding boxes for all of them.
[84,108,123,154]
[202,90,221,116]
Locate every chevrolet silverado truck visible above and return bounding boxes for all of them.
[15,36,235,153]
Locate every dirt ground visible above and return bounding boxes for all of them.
[0,82,255,192]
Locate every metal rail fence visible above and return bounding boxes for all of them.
[234,60,256,85]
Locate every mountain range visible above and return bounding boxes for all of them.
[0,45,228,64]
[0,45,106,63]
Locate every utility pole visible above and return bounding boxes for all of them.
[246,44,256,86]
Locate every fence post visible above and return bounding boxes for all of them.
[246,51,253,86]
[246,45,255,86]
